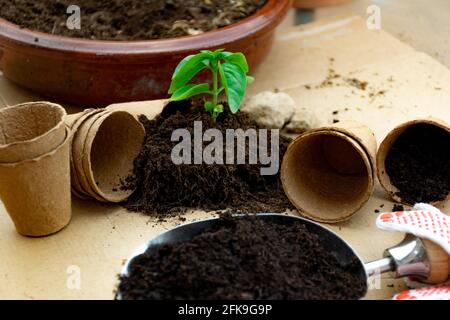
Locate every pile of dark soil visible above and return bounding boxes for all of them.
[385,124,450,204]
[125,100,294,219]
[118,215,367,300]
[0,0,267,40]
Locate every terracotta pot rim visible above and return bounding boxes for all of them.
[0,0,290,56]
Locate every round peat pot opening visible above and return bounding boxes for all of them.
[88,111,145,202]
[0,102,66,163]
[281,131,373,223]
[377,119,450,206]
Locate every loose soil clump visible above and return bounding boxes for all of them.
[0,0,267,40]
[385,124,450,204]
[392,204,405,212]
[125,100,294,219]
[118,215,367,300]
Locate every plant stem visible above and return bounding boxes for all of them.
[212,64,219,109]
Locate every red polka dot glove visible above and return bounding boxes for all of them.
[376,203,450,300]
[393,284,450,300]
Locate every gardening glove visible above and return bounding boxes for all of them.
[376,203,450,300]
[392,284,450,300]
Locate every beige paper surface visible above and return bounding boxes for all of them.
[0,15,449,299]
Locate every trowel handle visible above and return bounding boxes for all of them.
[365,234,450,284]
[421,239,450,284]
[365,257,395,277]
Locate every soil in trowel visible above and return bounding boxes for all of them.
[0,0,266,40]
[124,99,294,220]
[118,215,367,300]
[385,124,450,204]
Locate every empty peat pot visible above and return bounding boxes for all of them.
[72,110,111,201]
[66,109,105,200]
[0,0,290,106]
[0,101,71,236]
[68,110,145,202]
[118,214,450,299]
[0,101,66,163]
[377,119,450,206]
[0,126,72,236]
[281,121,377,223]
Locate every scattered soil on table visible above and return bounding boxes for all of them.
[315,59,341,89]
[305,57,392,104]
[385,124,450,204]
[345,78,368,91]
[118,215,367,300]
[0,0,267,40]
[124,99,294,220]
[392,204,405,212]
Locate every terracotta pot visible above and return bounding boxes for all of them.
[0,0,290,107]
[293,0,352,9]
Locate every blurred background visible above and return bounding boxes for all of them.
[282,0,450,68]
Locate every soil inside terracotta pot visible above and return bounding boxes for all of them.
[0,0,267,40]
[118,214,367,300]
[124,99,294,220]
[385,123,450,204]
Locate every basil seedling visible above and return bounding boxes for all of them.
[168,49,254,120]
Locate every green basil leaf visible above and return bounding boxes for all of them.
[200,50,216,57]
[170,83,210,101]
[221,52,249,73]
[169,52,212,94]
[219,62,247,113]
[214,104,224,113]
[172,54,194,78]
[204,101,214,112]
[246,76,255,85]
[169,62,208,94]
[212,104,224,119]
[212,48,225,58]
